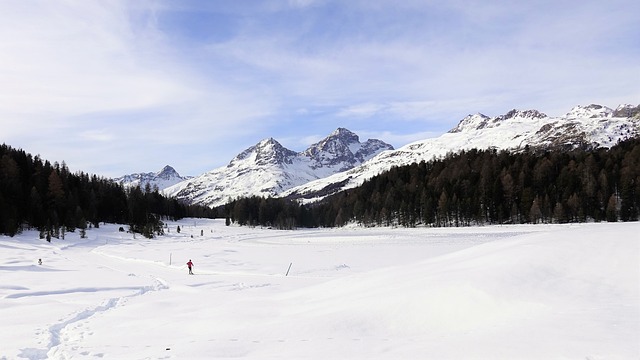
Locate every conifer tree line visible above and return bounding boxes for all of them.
[223,196,311,230]
[225,138,640,228]
[0,144,216,238]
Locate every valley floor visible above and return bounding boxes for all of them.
[0,220,638,359]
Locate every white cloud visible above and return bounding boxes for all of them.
[337,103,385,118]
[0,2,171,112]
[0,1,279,176]
[79,130,115,143]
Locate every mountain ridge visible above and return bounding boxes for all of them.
[115,165,191,191]
[282,103,640,203]
[163,128,394,207]
[120,103,639,208]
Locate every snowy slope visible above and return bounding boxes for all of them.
[284,104,640,202]
[1,220,638,359]
[114,165,191,191]
[164,128,393,207]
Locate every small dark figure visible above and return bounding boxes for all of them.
[187,259,194,275]
[38,258,42,265]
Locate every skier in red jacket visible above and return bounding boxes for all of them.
[187,260,194,275]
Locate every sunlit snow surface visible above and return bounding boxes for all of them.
[1,220,638,359]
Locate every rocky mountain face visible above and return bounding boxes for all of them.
[613,104,640,118]
[283,103,640,203]
[115,165,191,191]
[163,128,394,207]
[304,128,393,171]
[449,109,548,133]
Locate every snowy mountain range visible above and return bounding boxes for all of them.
[114,165,191,191]
[120,103,639,208]
[163,128,393,207]
[283,104,639,203]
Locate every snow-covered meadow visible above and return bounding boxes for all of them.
[1,220,638,359]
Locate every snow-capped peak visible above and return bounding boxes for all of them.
[449,109,546,133]
[613,104,640,118]
[497,109,547,121]
[306,128,359,154]
[164,128,393,207]
[449,113,491,133]
[564,104,613,119]
[303,128,394,171]
[331,127,360,142]
[115,166,190,191]
[230,138,297,167]
[155,165,180,180]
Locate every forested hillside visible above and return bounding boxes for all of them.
[0,144,215,238]
[225,138,640,228]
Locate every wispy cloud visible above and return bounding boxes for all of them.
[1,0,638,177]
[0,1,277,176]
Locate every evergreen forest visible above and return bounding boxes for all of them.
[0,144,216,238]
[224,138,640,228]
[2,138,638,238]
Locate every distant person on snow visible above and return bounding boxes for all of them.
[187,259,194,275]
[38,258,42,265]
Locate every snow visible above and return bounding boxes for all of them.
[115,166,190,191]
[284,108,639,202]
[565,104,614,119]
[1,220,638,359]
[163,130,392,207]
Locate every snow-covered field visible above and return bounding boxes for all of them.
[1,220,638,359]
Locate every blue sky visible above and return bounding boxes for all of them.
[1,0,639,177]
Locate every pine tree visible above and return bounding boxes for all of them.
[606,194,618,222]
[530,197,542,224]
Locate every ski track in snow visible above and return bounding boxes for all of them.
[21,277,169,359]
[15,243,170,360]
